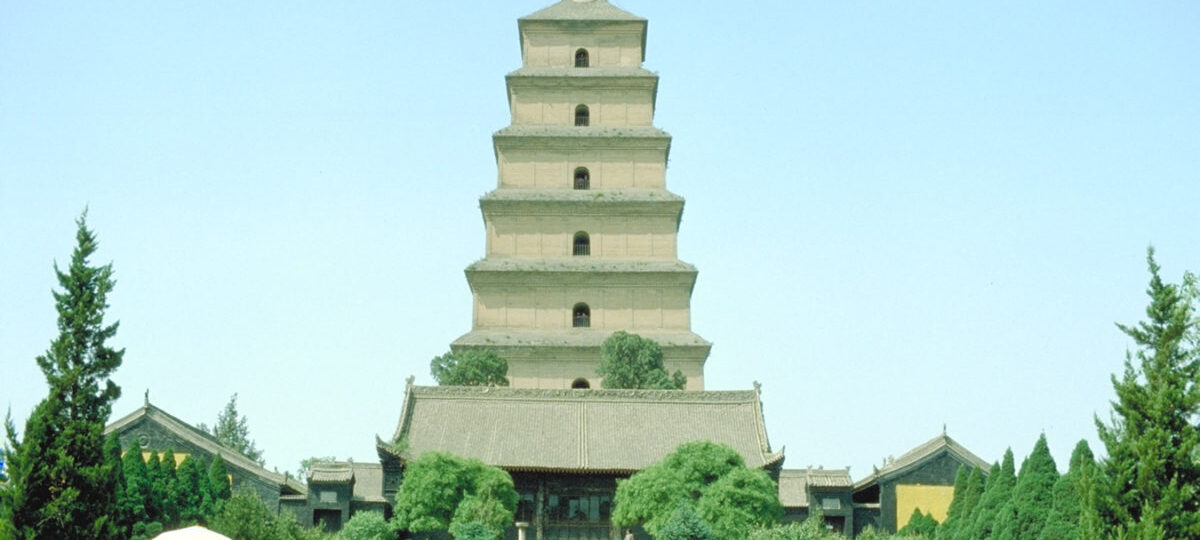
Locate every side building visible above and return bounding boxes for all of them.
[851,433,991,535]
[105,397,307,512]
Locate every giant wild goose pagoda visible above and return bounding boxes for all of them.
[106,1,991,538]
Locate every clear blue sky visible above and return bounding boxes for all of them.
[2,1,1198,479]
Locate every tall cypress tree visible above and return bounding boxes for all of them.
[935,466,969,540]
[1096,249,1200,539]
[1038,440,1099,540]
[994,434,1058,540]
[965,449,1016,540]
[0,212,126,540]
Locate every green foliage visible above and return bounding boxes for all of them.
[392,452,517,538]
[210,488,325,540]
[431,349,509,386]
[206,454,232,516]
[598,331,686,389]
[613,441,780,538]
[173,455,210,523]
[1095,248,1200,539]
[0,212,126,540]
[941,467,984,540]
[337,510,398,540]
[899,507,938,537]
[964,449,1016,540]
[1037,440,1099,540]
[658,505,720,540]
[119,446,150,527]
[696,467,783,539]
[448,520,494,540]
[200,394,265,465]
[747,518,840,540]
[994,434,1058,540]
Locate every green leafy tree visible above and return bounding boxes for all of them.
[613,441,780,538]
[337,510,398,540]
[431,349,509,387]
[392,452,517,539]
[658,505,720,540]
[0,212,126,540]
[1095,248,1200,539]
[994,434,1058,540]
[210,488,327,540]
[898,508,938,537]
[200,394,265,465]
[964,449,1015,540]
[598,331,686,389]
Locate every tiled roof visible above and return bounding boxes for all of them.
[778,468,852,508]
[495,125,670,139]
[520,0,644,22]
[466,258,696,274]
[853,433,990,491]
[309,463,354,483]
[385,384,781,473]
[349,463,387,503]
[507,67,658,79]
[480,189,683,204]
[452,329,711,349]
[106,402,306,496]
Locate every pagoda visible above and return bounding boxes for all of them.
[451,0,711,390]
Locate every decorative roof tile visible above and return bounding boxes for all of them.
[386,385,781,473]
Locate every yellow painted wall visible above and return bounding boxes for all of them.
[895,484,955,529]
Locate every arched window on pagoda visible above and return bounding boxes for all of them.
[575,48,589,68]
[571,378,591,389]
[574,167,590,190]
[573,232,590,256]
[574,105,589,126]
[573,303,590,328]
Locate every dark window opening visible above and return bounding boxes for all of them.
[573,303,590,328]
[573,232,590,256]
[574,167,590,190]
[574,105,589,126]
[575,48,589,68]
[571,378,591,389]
[313,510,342,532]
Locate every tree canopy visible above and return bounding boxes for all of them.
[597,331,686,390]
[1,212,126,540]
[392,452,517,539]
[1096,248,1200,539]
[613,441,780,538]
[431,349,509,387]
[200,393,265,465]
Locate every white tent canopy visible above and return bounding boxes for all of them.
[152,525,232,540]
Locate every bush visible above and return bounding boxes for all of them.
[657,506,720,540]
[338,511,398,540]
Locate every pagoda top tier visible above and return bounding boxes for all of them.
[518,0,648,66]
[520,0,644,22]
